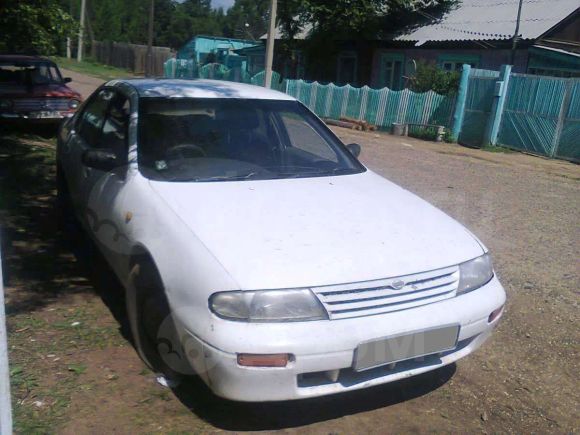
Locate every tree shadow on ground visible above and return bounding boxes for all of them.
[0,129,131,340]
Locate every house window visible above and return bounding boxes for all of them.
[337,52,357,85]
[379,53,404,90]
[438,54,480,72]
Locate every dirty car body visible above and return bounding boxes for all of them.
[0,55,81,123]
[56,79,506,401]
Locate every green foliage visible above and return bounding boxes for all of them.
[279,0,459,40]
[223,0,270,41]
[276,0,459,83]
[52,56,132,80]
[409,61,460,95]
[80,0,227,49]
[0,0,77,55]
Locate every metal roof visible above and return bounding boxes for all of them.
[395,0,579,45]
[108,79,295,100]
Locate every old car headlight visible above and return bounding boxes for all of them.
[68,99,80,109]
[457,253,494,295]
[209,289,328,322]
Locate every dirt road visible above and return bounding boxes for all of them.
[60,68,105,99]
[1,82,578,433]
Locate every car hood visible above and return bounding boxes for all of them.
[148,170,484,290]
[0,83,80,98]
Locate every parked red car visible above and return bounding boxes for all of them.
[0,55,82,123]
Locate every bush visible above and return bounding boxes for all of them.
[409,61,460,96]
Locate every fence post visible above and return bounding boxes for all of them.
[451,64,471,141]
[359,86,369,121]
[551,79,573,158]
[483,64,512,146]
[0,247,13,434]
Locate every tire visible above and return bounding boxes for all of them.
[56,164,74,231]
[130,258,187,380]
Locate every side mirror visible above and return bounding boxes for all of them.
[346,143,361,158]
[63,77,72,83]
[81,149,118,171]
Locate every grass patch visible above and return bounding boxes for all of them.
[51,56,134,81]
[8,304,125,433]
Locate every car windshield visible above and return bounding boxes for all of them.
[0,62,64,86]
[137,98,365,182]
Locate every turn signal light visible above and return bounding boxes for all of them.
[237,353,290,367]
[488,305,504,323]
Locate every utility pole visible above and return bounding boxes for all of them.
[510,0,524,66]
[67,0,73,59]
[146,0,155,77]
[0,249,12,435]
[264,0,277,88]
[77,0,86,62]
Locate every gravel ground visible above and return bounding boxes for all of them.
[332,129,580,432]
[2,104,578,432]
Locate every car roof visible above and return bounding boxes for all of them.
[108,78,296,101]
[0,55,55,65]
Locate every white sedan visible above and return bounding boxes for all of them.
[57,79,506,402]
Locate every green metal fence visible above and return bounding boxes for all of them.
[285,80,456,130]
[164,58,579,162]
[164,58,456,132]
[557,81,580,161]
[497,73,580,161]
[163,58,285,91]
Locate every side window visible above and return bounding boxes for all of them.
[78,89,112,148]
[101,94,130,159]
[280,111,338,163]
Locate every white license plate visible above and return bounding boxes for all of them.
[353,324,460,371]
[28,111,62,119]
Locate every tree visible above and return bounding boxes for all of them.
[0,0,77,55]
[409,61,460,95]
[276,0,458,82]
[223,0,270,40]
[279,0,458,39]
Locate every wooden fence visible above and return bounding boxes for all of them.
[91,40,174,76]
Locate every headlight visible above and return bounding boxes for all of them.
[0,99,12,109]
[209,289,328,322]
[68,99,80,109]
[457,253,494,295]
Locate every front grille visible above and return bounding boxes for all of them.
[11,98,71,112]
[313,266,459,320]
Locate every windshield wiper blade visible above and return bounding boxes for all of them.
[191,171,260,182]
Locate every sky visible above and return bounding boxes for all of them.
[211,0,235,9]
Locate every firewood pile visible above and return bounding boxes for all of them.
[324,117,377,131]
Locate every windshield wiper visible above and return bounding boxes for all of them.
[189,171,260,182]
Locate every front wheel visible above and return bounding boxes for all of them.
[56,164,75,232]
[129,259,193,380]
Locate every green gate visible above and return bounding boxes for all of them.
[497,73,579,161]
[556,81,580,161]
[458,69,499,148]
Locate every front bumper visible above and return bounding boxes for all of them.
[183,276,506,402]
